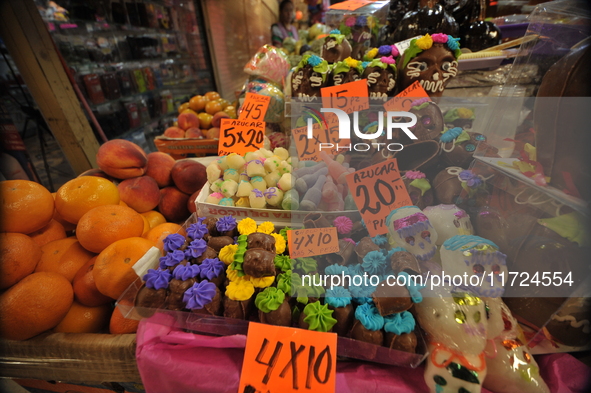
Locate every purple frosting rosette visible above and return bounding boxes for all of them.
[163,233,186,253]
[185,238,208,259]
[187,223,209,240]
[144,268,171,290]
[183,280,217,310]
[172,264,201,281]
[159,249,185,269]
[199,258,225,281]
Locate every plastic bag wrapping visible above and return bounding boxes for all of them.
[243,45,291,87]
[135,313,591,393]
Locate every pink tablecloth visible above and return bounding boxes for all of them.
[136,313,591,393]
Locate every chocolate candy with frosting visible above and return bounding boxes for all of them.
[186,281,222,316]
[372,280,413,316]
[207,236,234,252]
[223,297,253,320]
[398,33,461,98]
[432,166,466,205]
[350,303,384,346]
[255,287,292,327]
[321,30,352,64]
[384,331,417,353]
[298,301,337,332]
[402,170,434,209]
[195,246,218,264]
[361,55,397,101]
[291,54,329,101]
[354,237,380,263]
[165,264,200,311]
[405,101,444,145]
[329,57,363,86]
[383,311,418,353]
[246,232,276,253]
[243,249,276,278]
[390,250,421,276]
[440,129,487,168]
[202,217,219,237]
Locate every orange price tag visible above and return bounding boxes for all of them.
[321,79,369,115]
[329,0,373,11]
[345,158,412,237]
[238,92,271,121]
[218,118,265,156]
[238,322,337,393]
[292,112,348,162]
[287,227,339,259]
[383,81,430,112]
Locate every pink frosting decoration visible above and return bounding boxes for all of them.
[431,33,448,43]
[390,45,400,58]
[393,212,428,231]
[454,210,469,219]
[405,170,426,180]
[381,56,396,65]
[345,16,356,27]
[210,192,223,199]
[410,97,430,107]
[333,216,353,234]
[343,238,356,245]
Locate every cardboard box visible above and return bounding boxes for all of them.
[154,137,218,160]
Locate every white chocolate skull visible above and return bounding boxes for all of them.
[386,206,438,261]
[483,298,550,393]
[424,204,474,246]
[441,235,508,298]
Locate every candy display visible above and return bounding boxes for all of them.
[291,54,330,100]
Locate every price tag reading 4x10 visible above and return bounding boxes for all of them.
[287,227,339,259]
[238,322,337,393]
[218,118,265,156]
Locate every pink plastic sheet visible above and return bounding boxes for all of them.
[136,313,591,393]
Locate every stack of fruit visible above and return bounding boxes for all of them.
[0,140,204,340]
[161,91,237,140]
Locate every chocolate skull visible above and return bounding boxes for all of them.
[362,65,397,101]
[322,36,352,64]
[400,43,459,97]
[402,174,434,210]
[403,101,444,144]
[291,65,327,101]
[330,68,361,86]
[441,131,487,168]
[351,26,373,60]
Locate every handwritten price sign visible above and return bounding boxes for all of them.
[321,79,369,115]
[292,113,348,162]
[238,92,271,121]
[329,0,373,11]
[218,118,265,156]
[345,158,412,237]
[287,227,339,259]
[238,322,337,393]
[383,81,430,112]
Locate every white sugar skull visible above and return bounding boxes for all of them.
[424,204,474,246]
[483,298,550,393]
[441,235,508,298]
[416,285,488,393]
[386,206,438,261]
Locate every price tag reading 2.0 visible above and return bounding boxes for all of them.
[345,158,412,237]
[239,92,271,121]
[287,227,339,259]
[218,118,265,156]
[238,322,337,393]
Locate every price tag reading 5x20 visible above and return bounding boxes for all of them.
[218,118,265,156]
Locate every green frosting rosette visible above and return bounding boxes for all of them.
[303,301,337,332]
[274,255,293,272]
[295,54,330,82]
[332,56,364,76]
[294,257,317,274]
[277,270,297,296]
[255,287,286,313]
[327,29,346,45]
[229,234,248,277]
[299,273,326,298]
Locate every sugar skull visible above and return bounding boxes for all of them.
[362,57,397,101]
[329,57,363,86]
[398,33,461,98]
[321,30,352,64]
[416,285,488,393]
[441,235,508,298]
[291,54,329,101]
[423,204,474,246]
[483,297,550,393]
[386,206,438,261]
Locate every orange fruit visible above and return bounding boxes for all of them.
[225,105,237,119]
[93,237,155,300]
[189,95,208,112]
[51,193,77,232]
[178,102,190,114]
[55,177,120,224]
[109,306,140,334]
[205,100,222,115]
[75,205,145,253]
[204,91,220,101]
[197,112,213,129]
[53,301,111,333]
[0,272,73,340]
[29,219,67,247]
[141,215,150,236]
[181,108,199,117]
[0,233,42,290]
[36,238,96,282]
[143,222,186,251]
[141,210,166,229]
[0,180,54,234]
[120,200,128,207]
[72,256,114,306]
[217,98,230,110]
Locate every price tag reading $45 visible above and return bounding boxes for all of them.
[345,158,412,237]
[239,92,271,121]
[287,227,339,259]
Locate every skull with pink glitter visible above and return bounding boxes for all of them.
[386,206,438,261]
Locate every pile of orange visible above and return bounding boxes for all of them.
[0,178,186,340]
[177,91,237,130]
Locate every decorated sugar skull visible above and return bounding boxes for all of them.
[441,235,508,298]
[483,297,550,393]
[361,46,399,101]
[415,285,488,393]
[321,30,352,64]
[329,57,364,86]
[398,33,461,98]
[386,205,438,261]
[402,170,434,209]
[291,54,329,100]
[423,204,474,245]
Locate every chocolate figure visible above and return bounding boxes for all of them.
[291,54,329,101]
[321,30,352,64]
[398,33,461,98]
[329,57,363,86]
[362,56,397,101]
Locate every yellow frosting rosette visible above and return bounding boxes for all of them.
[416,34,433,50]
[271,232,286,254]
[226,280,255,301]
[219,244,238,265]
[250,275,275,289]
[257,221,275,234]
[237,217,257,235]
